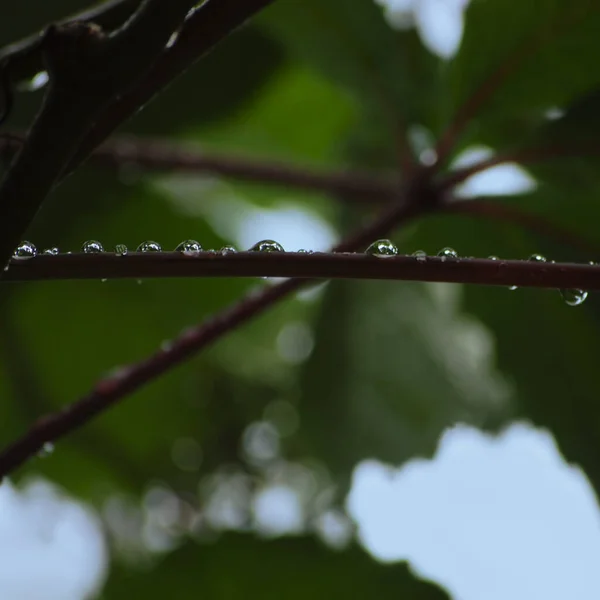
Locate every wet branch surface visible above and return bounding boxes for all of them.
[5,252,600,290]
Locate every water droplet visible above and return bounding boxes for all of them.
[508,285,518,291]
[115,244,128,256]
[101,278,107,283]
[42,247,59,255]
[250,240,285,253]
[528,253,546,262]
[220,245,237,255]
[560,289,588,306]
[176,240,202,254]
[589,261,596,266]
[437,247,458,259]
[365,239,398,257]
[488,255,499,261]
[137,241,162,252]
[297,249,313,254]
[38,442,54,458]
[82,240,104,253]
[13,241,37,260]
[412,250,427,263]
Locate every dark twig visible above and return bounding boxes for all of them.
[0,132,399,199]
[4,251,600,289]
[60,0,277,181]
[0,187,425,477]
[80,136,399,200]
[0,0,198,268]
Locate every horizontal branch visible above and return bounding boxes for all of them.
[0,133,398,199]
[76,136,399,200]
[4,251,600,290]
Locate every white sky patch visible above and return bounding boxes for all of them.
[451,146,537,198]
[0,479,107,600]
[347,423,600,600]
[210,196,337,252]
[376,0,470,59]
[253,485,304,537]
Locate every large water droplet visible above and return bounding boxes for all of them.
[437,247,458,259]
[43,247,59,256]
[13,241,37,260]
[176,240,202,254]
[412,249,427,263]
[137,241,162,252]
[560,289,588,306]
[115,244,128,256]
[365,239,398,257]
[220,245,237,255]
[250,240,285,253]
[528,253,546,262]
[82,240,104,253]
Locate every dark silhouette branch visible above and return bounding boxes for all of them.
[4,251,600,289]
[0,0,198,268]
[60,0,277,181]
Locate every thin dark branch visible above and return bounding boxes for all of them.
[0,189,423,477]
[0,0,198,268]
[4,251,600,289]
[432,8,593,164]
[0,132,400,199]
[60,0,277,181]
[79,136,400,200]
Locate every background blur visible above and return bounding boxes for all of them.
[2,0,600,598]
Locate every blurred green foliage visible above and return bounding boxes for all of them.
[3,0,600,597]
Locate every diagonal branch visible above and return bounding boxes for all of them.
[4,251,600,289]
[0,0,138,86]
[0,0,198,269]
[60,0,277,182]
[440,143,600,190]
[0,186,426,477]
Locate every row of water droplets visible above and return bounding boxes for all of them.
[363,240,588,307]
[11,239,590,306]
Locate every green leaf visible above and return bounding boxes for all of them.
[258,0,440,127]
[447,0,600,146]
[297,278,510,487]
[102,533,450,599]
